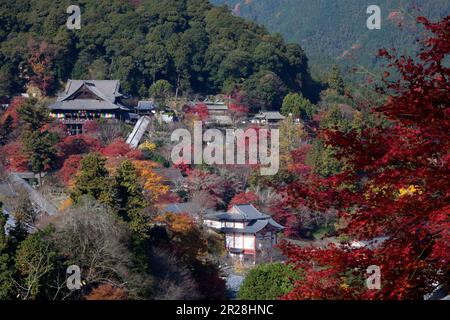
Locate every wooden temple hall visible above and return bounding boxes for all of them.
[49,80,131,135]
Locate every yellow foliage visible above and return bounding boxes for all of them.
[364,184,389,200]
[138,141,157,152]
[399,185,423,197]
[132,160,169,203]
[340,283,350,290]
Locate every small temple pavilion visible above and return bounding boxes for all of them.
[204,204,284,263]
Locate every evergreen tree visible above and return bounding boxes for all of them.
[0,115,13,146]
[327,65,345,95]
[242,71,287,112]
[112,160,149,239]
[14,229,56,300]
[306,139,343,178]
[237,263,301,300]
[18,98,58,176]
[71,153,111,203]
[148,79,173,106]
[320,105,351,132]
[21,130,58,174]
[281,92,317,120]
[0,203,15,299]
[0,63,14,97]
[18,98,50,131]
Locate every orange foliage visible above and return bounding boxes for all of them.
[85,284,128,300]
[154,212,207,262]
[58,198,73,212]
[155,212,196,234]
[132,160,169,203]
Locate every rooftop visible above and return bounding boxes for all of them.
[204,204,284,234]
[137,100,156,111]
[254,111,285,120]
[58,80,122,103]
[153,167,184,182]
[50,80,128,111]
[162,202,203,215]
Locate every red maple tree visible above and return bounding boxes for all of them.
[56,134,102,161]
[0,97,25,129]
[0,141,29,172]
[59,154,82,185]
[100,138,143,159]
[27,40,58,95]
[281,16,450,300]
[183,102,209,122]
[228,191,260,209]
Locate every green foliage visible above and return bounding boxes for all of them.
[237,263,301,300]
[242,71,287,111]
[18,98,51,131]
[306,139,343,178]
[0,63,15,96]
[307,104,353,177]
[87,58,109,79]
[149,79,173,102]
[281,92,317,120]
[111,160,149,239]
[21,130,58,173]
[15,228,56,300]
[213,0,450,78]
[320,105,352,131]
[0,0,309,98]
[18,98,58,173]
[71,153,112,203]
[0,205,15,299]
[0,115,13,146]
[279,116,306,154]
[327,65,345,95]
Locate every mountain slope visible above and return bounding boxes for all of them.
[213,0,450,78]
[0,0,310,100]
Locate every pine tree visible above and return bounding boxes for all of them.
[112,160,149,239]
[327,65,345,95]
[18,98,50,131]
[71,153,111,204]
[0,203,15,299]
[0,115,13,146]
[22,130,58,174]
[18,98,58,178]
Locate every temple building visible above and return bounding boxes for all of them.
[204,204,284,263]
[49,80,131,135]
[251,111,286,126]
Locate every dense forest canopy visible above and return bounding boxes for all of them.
[213,0,450,79]
[0,0,311,102]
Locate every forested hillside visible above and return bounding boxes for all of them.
[213,0,450,78]
[0,0,310,102]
